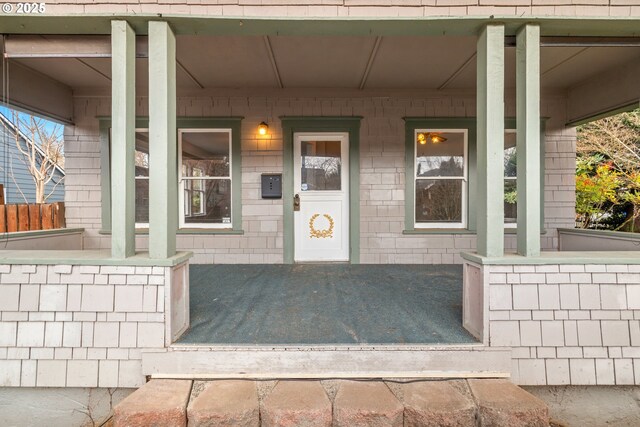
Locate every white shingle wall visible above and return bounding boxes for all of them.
[0,264,171,388]
[34,1,640,19]
[64,94,575,263]
[484,263,640,386]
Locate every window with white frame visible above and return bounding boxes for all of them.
[179,129,232,228]
[414,129,467,228]
[134,129,150,227]
[504,130,517,226]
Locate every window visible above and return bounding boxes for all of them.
[102,118,242,233]
[179,129,232,228]
[135,129,150,227]
[414,129,467,228]
[504,130,517,226]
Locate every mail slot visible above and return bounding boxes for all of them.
[261,174,282,199]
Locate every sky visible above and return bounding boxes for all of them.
[0,104,64,149]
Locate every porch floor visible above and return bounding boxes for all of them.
[178,264,477,345]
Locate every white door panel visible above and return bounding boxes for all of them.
[294,133,349,262]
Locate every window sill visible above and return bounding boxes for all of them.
[403,229,475,235]
[403,228,548,235]
[99,229,244,236]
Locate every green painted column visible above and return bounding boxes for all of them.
[148,21,177,259]
[476,24,505,257]
[516,24,541,256]
[110,21,136,259]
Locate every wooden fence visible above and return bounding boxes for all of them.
[0,202,66,233]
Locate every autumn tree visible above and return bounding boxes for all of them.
[2,111,64,204]
[576,109,640,231]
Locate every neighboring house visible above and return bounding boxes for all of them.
[0,113,64,204]
[0,3,639,424]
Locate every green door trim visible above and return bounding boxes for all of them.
[281,116,362,264]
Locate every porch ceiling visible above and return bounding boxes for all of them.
[8,35,640,94]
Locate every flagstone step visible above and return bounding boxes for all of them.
[112,378,549,427]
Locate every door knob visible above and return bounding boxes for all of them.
[293,193,300,211]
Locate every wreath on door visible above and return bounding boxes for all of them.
[309,213,335,239]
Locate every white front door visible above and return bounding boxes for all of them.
[293,132,349,262]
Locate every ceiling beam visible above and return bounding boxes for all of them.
[3,35,148,58]
[177,59,204,89]
[359,36,382,90]
[438,51,476,91]
[541,47,589,76]
[506,36,640,47]
[263,36,283,89]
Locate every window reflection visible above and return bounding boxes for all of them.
[300,140,341,191]
[415,130,466,226]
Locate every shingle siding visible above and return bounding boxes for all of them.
[64,92,575,263]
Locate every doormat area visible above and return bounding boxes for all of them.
[177,264,477,345]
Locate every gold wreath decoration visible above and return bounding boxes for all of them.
[309,213,335,239]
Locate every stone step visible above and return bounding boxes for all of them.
[113,379,192,427]
[113,378,549,427]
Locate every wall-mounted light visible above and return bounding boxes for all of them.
[417,132,447,145]
[258,122,269,136]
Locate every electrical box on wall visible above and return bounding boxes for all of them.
[261,174,282,199]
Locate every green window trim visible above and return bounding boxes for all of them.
[99,116,243,234]
[403,117,545,234]
[281,116,362,264]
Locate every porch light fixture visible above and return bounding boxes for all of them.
[258,122,269,136]
[417,132,447,145]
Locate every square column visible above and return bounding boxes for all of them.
[148,21,178,259]
[476,24,505,257]
[516,24,541,256]
[110,21,136,259]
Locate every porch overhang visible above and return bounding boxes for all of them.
[1,15,640,37]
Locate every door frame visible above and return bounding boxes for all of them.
[282,116,362,264]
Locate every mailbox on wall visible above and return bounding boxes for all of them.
[261,174,282,199]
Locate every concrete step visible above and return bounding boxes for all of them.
[142,345,511,379]
[112,378,549,427]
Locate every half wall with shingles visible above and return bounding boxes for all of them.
[0,261,188,388]
[464,259,640,385]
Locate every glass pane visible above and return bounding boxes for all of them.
[416,179,462,223]
[184,179,232,225]
[504,132,517,178]
[135,178,149,224]
[504,179,517,223]
[135,131,150,178]
[181,131,230,177]
[300,140,342,191]
[416,131,465,177]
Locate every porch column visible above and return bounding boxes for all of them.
[516,24,541,256]
[476,24,505,257]
[148,21,178,259]
[110,20,136,259]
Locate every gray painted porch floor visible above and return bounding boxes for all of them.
[177,264,478,345]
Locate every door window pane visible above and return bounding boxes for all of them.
[181,131,230,177]
[416,179,463,223]
[183,179,231,225]
[416,131,465,177]
[300,140,342,191]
